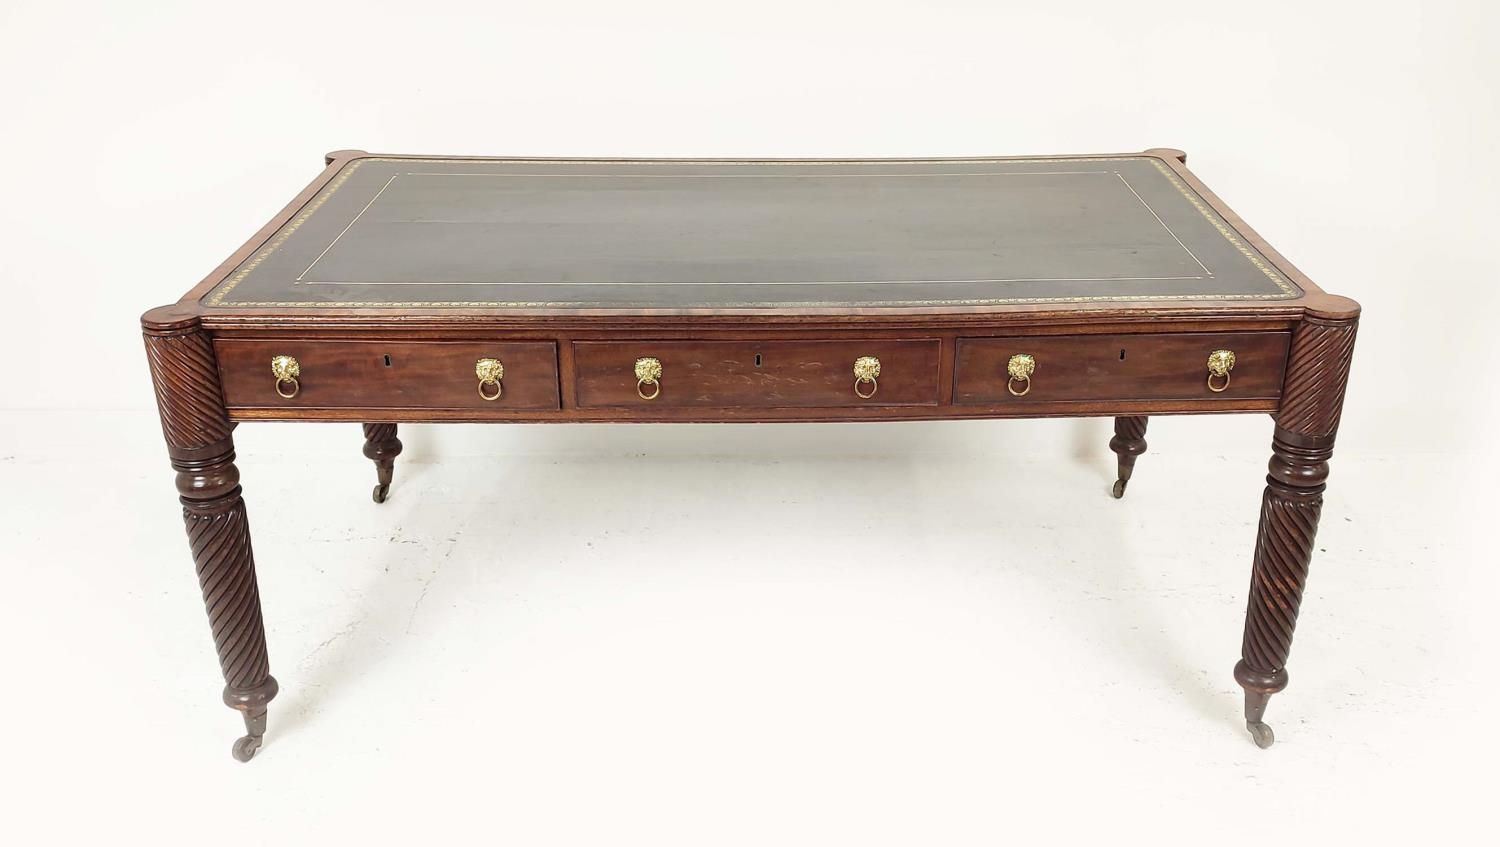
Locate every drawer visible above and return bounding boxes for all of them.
[953,332,1290,405]
[215,340,561,410]
[573,340,942,408]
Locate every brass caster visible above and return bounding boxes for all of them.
[1111,478,1128,499]
[232,734,263,762]
[1247,721,1275,749]
[372,483,389,504]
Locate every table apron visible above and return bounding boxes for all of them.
[212,327,1290,422]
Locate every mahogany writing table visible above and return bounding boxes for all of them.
[142,149,1359,761]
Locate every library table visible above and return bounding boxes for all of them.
[142,148,1359,760]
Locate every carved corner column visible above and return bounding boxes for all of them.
[1109,416,1149,498]
[143,306,278,762]
[1234,301,1358,748]
[362,423,403,503]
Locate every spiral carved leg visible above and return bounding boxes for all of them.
[1234,431,1332,748]
[1109,416,1148,498]
[179,450,279,762]
[363,423,403,503]
[1230,309,1357,748]
[145,313,280,762]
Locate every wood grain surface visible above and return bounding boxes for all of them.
[215,339,561,410]
[572,339,942,408]
[953,331,1290,405]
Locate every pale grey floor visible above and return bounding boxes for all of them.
[0,411,1490,844]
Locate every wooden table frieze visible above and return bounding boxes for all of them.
[142,148,1359,760]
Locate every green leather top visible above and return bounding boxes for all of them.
[204,154,1299,309]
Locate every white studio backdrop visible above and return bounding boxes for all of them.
[2,5,1498,843]
[1,0,1495,462]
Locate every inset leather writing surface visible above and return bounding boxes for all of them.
[205,155,1301,310]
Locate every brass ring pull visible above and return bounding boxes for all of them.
[475,358,504,401]
[271,356,300,400]
[635,357,663,401]
[1006,354,1035,397]
[1206,349,1236,394]
[853,356,880,399]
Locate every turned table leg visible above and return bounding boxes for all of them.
[1109,416,1149,498]
[144,308,278,762]
[1234,307,1358,748]
[362,423,403,503]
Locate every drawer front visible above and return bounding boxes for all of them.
[216,340,560,410]
[953,332,1290,405]
[573,340,942,408]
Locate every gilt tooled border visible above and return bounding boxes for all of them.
[204,156,1300,309]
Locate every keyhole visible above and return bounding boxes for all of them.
[1119,349,1126,361]
[754,353,763,368]
[383,354,393,367]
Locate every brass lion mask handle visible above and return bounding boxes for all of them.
[1206,349,1236,393]
[635,357,662,400]
[1006,353,1035,397]
[271,355,301,399]
[853,356,881,399]
[475,357,505,401]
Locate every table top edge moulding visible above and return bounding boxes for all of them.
[139,146,1360,762]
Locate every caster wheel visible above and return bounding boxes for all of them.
[372,484,389,504]
[232,735,262,762]
[1247,721,1275,749]
[1111,478,1127,499]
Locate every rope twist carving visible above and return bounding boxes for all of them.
[1276,318,1358,439]
[186,500,270,689]
[1112,415,1149,444]
[144,332,233,450]
[1241,484,1321,674]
